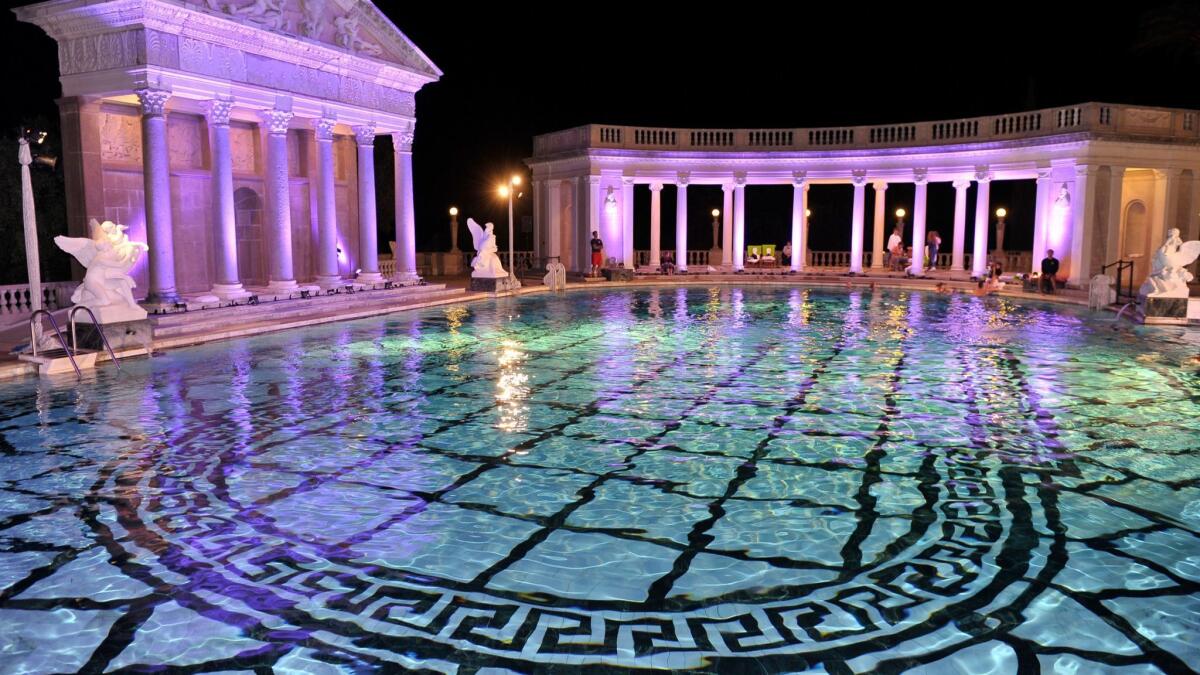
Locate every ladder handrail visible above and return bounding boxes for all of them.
[1101,259,1136,301]
[68,306,123,372]
[29,309,82,378]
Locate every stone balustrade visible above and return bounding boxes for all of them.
[533,103,1198,156]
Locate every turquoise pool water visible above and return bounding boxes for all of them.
[0,286,1198,673]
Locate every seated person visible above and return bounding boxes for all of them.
[782,242,793,266]
[935,282,953,295]
[747,251,760,265]
[1040,249,1060,294]
[760,245,777,266]
[659,250,676,275]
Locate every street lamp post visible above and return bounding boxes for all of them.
[498,175,522,289]
[994,207,1007,256]
[710,209,720,255]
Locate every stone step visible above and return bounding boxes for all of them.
[150,287,467,339]
[151,284,450,328]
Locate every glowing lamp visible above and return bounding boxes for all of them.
[996,208,1007,218]
[498,185,510,198]
[895,208,906,219]
[711,209,720,217]
[449,206,458,216]
[511,175,522,186]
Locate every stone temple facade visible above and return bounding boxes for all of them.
[16,0,440,304]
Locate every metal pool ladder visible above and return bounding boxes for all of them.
[24,308,124,378]
[68,306,123,372]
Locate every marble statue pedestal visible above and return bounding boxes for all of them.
[1137,295,1190,325]
[603,267,635,282]
[73,315,153,352]
[469,276,519,293]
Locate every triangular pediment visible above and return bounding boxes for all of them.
[183,0,441,78]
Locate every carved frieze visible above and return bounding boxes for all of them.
[167,115,204,169]
[1125,108,1172,130]
[229,123,257,173]
[58,31,141,75]
[100,112,141,163]
[179,37,247,81]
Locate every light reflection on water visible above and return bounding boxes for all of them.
[0,287,1197,672]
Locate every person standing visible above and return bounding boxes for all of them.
[887,226,904,271]
[1040,249,1060,294]
[590,230,604,278]
[926,230,942,270]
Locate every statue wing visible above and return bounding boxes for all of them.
[467,218,485,250]
[54,235,98,267]
[1178,241,1200,267]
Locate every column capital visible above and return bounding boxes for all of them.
[792,170,808,186]
[621,176,636,186]
[394,127,415,152]
[587,175,602,186]
[312,117,337,142]
[1035,168,1053,183]
[649,182,664,192]
[732,172,747,187]
[952,178,972,190]
[260,108,294,136]
[1107,165,1126,178]
[872,180,888,192]
[851,170,868,186]
[912,168,929,185]
[676,171,690,186]
[205,96,234,126]
[1151,167,1183,180]
[135,88,171,117]
[973,167,993,183]
[353,123,377,147]
[721,182,734,193]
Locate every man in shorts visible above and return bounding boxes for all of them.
[590,231,604,278]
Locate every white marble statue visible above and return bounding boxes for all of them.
[300,0,324,38]
[467,218,507,279]
[55,220,149,323]
[1139,228,1200,298]
[334,14,384,56]
[1088,273,1114,310]
[543,261,566,290]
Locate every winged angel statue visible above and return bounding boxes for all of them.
[467,218,507,279]
[55,220,149,321]
[1139,228,1200,298]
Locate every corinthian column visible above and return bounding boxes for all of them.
[261,107,298,292]
[849,171,867,274]
[206,97,249,299]
[354,124,383,283]
[951,179,970,272]
[393,127,419,283]
[676,172,689,272]
[972,169,992,278]
[871,181,887,269]
[792,172,808,272]
[135,87,178,304]
[910,169,928,276]
[313,117,341,288]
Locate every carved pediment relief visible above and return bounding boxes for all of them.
[188,0,440,77]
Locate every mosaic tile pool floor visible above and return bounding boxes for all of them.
[1,287,1199,673]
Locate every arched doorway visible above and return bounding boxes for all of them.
[1120,200,1149,283]
[234,187,266,287]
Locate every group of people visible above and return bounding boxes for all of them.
[885,227,944,273]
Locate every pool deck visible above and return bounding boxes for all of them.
[0,271,1106,382]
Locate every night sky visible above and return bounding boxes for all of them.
[3,0,1198,266]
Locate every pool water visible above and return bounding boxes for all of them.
[1,287,1199,673]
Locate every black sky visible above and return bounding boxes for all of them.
[3,0,1198,257]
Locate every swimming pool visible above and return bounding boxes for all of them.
[1,286,1198,673]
